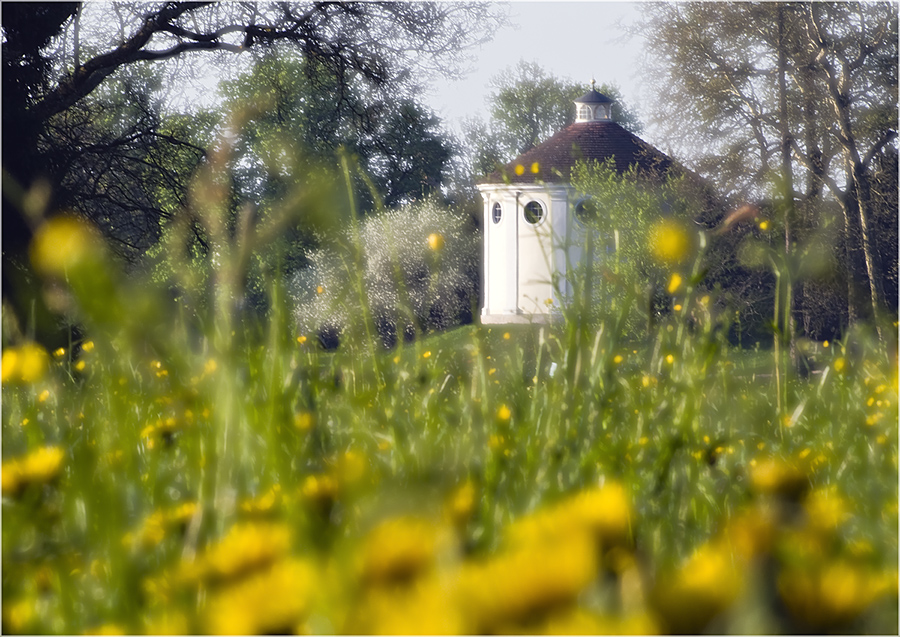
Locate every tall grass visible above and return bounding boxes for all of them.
[2,142,897,634]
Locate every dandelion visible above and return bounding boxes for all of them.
[30,215,102,277]
[300,473,339,510]
[496,404,512,422]
[240,485,282,517]
[650,541,742,634]
[178,522,292,585]
[665,354,674,364]
[52,347,66,359]
[749,456,807,499]
[673,304,682,311]
[296,335,307,344]
[833,356,846,373]
[203,559,316,635]
[613,354,623,364]
[759,220,769,231]
[427,233,445,251]
[649,219,692,265]
[81,340,94,352]
[2,343,49,385]
[360,516,441,585]
[2,446,65,498]
[515,164,525,176]
[423,350,432,359]
[530,162,540,174]
[503,332,510,340]
[777,560,896,630]
[446,480,476,527]
[667,272,683,294]
[456,532,597,633]
[38,389,51,403]
[316,285,324,295]
[293,411,315,432]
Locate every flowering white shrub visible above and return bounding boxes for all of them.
[293,198,478,344]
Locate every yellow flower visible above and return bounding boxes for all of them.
[673,303,683,311]
[178,522,292,585]
[613,354,624,364]
[667,272,683,294]
[427,232,445,251]
[649,219,692,265]
[360,516,441,585]
[293,411,315,431]
[496,404,512,422]
[650,541,742,634]
[316,285,324,295]
[530,162,540,174]
[350,575,465,635]
[446,480,477,527]
[759,220,769,231]
[203,559,316,635]
[503,332,510,340]
[2,343,49,385]
[30,215,103,277]
[803,486,850,535]
[300,473,339,509]
[833,356,846,373]
[296,335,307,344]
[749,456,807,499]
[38,389,51,403]
[423,350,432,359]
[456,532,597,633]
[514,164,525,176]
[665,354,674,364]
[1,446,65,498]
[81,340,94,352]
[778,560,896,631]
[239,485,282,517]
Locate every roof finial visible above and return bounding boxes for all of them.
[590,76,596,90]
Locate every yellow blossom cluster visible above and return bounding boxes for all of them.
[123,502,198,550]
[2,446,65,498]
[2,342,50,385]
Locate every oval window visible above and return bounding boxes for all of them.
[492,202,502,224]
[524,201,544,225]
[574,198,597,225]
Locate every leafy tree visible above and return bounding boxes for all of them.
[220,50,452,211]
[1,1,504,341]
[463,61,643,178]
[639,2,897,335]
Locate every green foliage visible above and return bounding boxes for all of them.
[219,49,453,212]
[568,159,704,336]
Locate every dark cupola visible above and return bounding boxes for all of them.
[574,79,614,122]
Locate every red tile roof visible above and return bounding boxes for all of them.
[479,120,678,185]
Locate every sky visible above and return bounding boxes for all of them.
[423,2,649,138]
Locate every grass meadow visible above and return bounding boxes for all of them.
[2,170,898,634]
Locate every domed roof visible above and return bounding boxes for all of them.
[574,88,614,105]
[478,120,678,185]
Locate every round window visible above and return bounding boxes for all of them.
[574,198,597,225]
[524,201,544,225]
[492,202,502,224]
